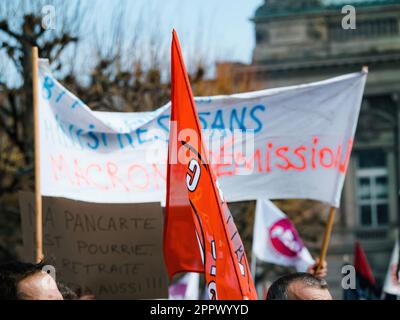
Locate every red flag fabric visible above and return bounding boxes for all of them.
[354,241,376,285]
[163,30,257,300]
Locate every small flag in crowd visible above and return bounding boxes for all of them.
[343,241,380,300]
[169,273,200,300]
[383,240,400,296]
[252,198,314,272]
[163,30,257,300]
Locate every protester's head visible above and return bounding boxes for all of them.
[57,282,78,300]
[266,272,332,300]
[0,261,63,300]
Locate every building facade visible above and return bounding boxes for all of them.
[234,0,400,297]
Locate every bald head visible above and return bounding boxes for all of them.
[17,270,63,300]
[0,261,63,300]
[266,272,332,300]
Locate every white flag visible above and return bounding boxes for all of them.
[252,198,314,272]
[168,273,200,300]
[383,240,400,296]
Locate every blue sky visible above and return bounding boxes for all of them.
[0,0,263,87]
[94,0,264,65]
[159,0,264,63]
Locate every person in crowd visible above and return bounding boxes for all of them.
[266,272,332,300]
[0,261,63,300]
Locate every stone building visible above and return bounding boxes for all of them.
[228,0,400,298]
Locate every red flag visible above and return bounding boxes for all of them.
[163,30,257,300]
[354,241,376,285]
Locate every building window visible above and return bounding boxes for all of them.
[256,29,268,44]
[356,150,389,228]
[328,17,399,41]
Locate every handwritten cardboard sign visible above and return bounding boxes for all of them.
[18,191,168,299]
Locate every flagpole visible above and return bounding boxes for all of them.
[32,46,43,263]
[316,206,336,272]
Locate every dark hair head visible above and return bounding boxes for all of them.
[57,282,78,300]
[0,261,46,300]
[266,272,329,300]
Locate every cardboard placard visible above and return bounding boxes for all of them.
[19,191,168,299]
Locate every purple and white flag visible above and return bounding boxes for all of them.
[252,198,314,272]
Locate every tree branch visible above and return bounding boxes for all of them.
[0,20,22,42]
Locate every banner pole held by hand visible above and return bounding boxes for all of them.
[32,46,43,263]
[316,206,336,272]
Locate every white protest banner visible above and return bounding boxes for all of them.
[19,192,168,299]
[38,60,366,206]
[383,240,400,296]
[252,198,314,272]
